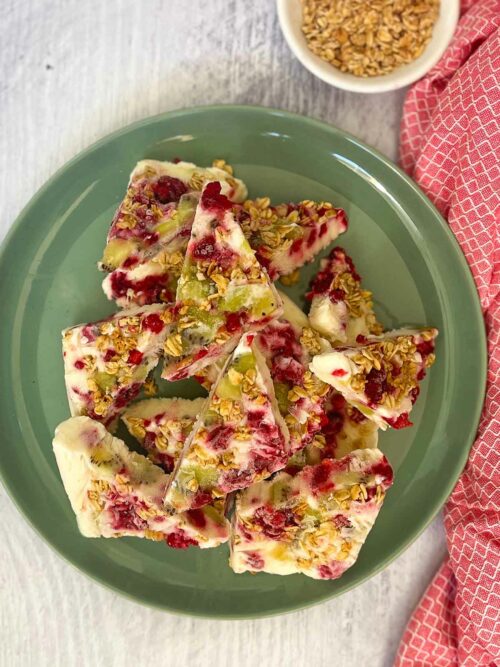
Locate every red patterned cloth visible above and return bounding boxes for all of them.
[396,1,500,665]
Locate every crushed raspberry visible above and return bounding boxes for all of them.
[110,271,174,305]
[81,324,97,343]
[332,246,361,281]
[114,382,141,409]
[307,270,333,298]
[221,468,253,491]
[368,458,394,484]
[417,367,426,381]
[225,310,248,333]
[192,490,213,508]
[322,409,345,439]
[186,508,207,529]
[143,431,157,449]
[356,334,368,344]
[104,348,116,362]
[142,313,165,334]
[331,368,347,377]
[152,176,187,204]
[259,322,303,360]
[166,530,198,549]
[386,413,413,430]
[319,222,328,237]
[332,514,352,530]
[416,340,435,358]
[74,359,85,370]
[132,192,150,206]
[127,349,143,365]
[329,288,346,302]
[271,356,304,384]
[207,424,234,450]
[364,368,388,405]
[255,251,271,271]
[338,210,348,230]
[253,505,296,539]
[318,562,346,579]
[247,411,266,430]
[156,452,175,473]
[190,234,217,260]
[108,500,147,532]
[200,181,231,212]
[290,238,303,254]
[310,460,334,493]
[245,551,265,570]
[193,349,209,361]
[329,392,346,411]
[122,256,139,269]
[143,232,160,247]
[410,386,420,404]
[190,233,236,269]
[306,228,318,249]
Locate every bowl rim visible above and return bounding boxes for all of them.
[277,0,460,93]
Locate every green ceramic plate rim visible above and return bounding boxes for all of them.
[0,104,487,618]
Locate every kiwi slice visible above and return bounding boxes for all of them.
[216,376,242,401]
[273,382,290,414]
[93,371,117,392]
[100,238,138,270]
[154,196,196,237]
[233,352,256,375]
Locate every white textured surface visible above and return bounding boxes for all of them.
[0,1,447,665]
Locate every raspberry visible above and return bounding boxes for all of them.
[127,349,143,365]
[200,181,231,212]
[142,313,164,333]
[152,176,187,204]
[166,530,198,549]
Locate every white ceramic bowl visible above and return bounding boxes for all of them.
[277,0,459,93]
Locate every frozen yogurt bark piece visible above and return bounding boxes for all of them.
[101,159,247,307]
[162,181,282,381]
[310,328,438,430]
[230,447,393,578]
[62,304,172,428]
[163,333,290,512]
[99,159,247,275]
[102,231,188,307]
[122,397,205,473]
[256,291,331,454]
[235,198,348,280]
[307,247,383,344]
[286,392,379,472]
[53,416,230,548]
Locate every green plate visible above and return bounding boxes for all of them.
[0,105,486,618]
